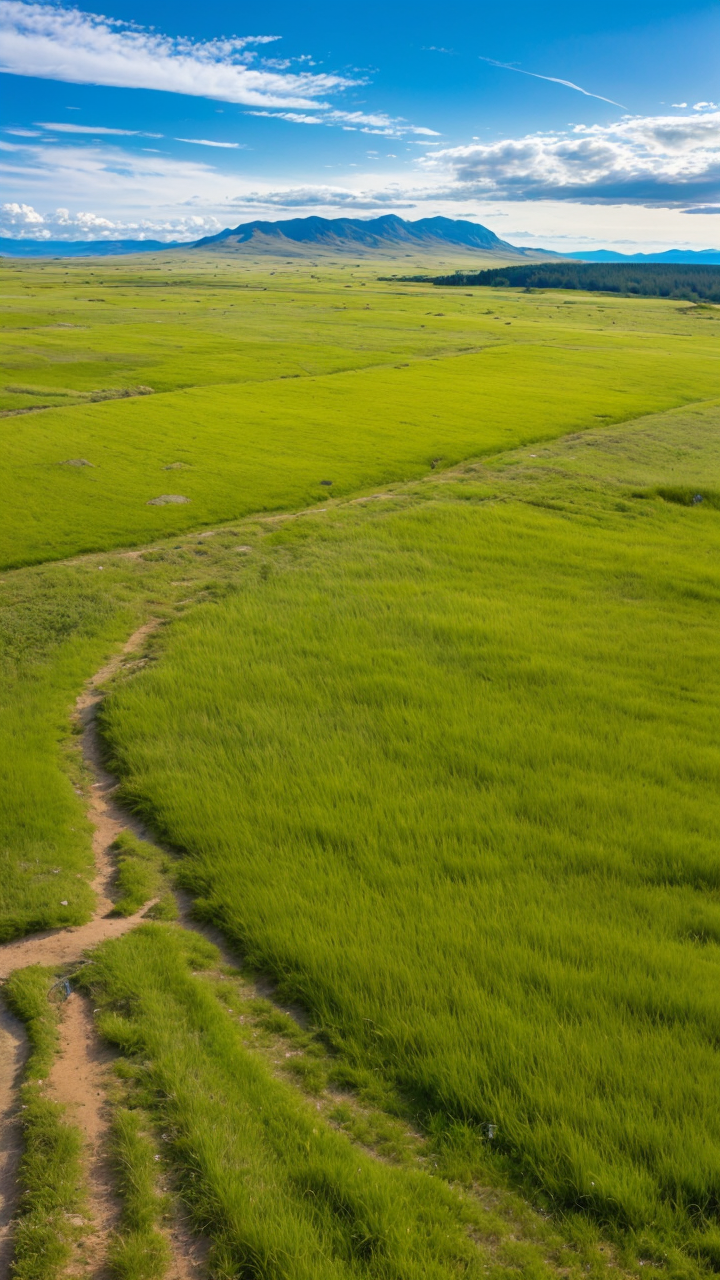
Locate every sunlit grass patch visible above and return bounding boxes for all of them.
[2,255,719,568]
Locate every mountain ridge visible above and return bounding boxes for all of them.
[0,216,717,263]
[191,213,555,258]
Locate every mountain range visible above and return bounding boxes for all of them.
[0,215,718,263]
[564,248,720,264]
[191,214,552,259]
[0,237,182,257]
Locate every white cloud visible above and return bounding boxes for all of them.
[248,108,439,138]
[0,1,356,108]
[418,110,720,205]
[693,102,718,111]
[35,121,161,136]
[0,140,240,225]
[0,198,224,240]
[175,138,241,148]
[672,103,688,109]
[227,185,417,210]
[2,200,44,224]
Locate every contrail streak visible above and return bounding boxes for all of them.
[479,56,627,109]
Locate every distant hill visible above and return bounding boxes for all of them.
[192,215,560,260]
[0,238,182,257]
[568,249,720,265]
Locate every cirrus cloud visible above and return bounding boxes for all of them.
[248,108,439,138]
[0,0,356,108]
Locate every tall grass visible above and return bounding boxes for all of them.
[101,449,720,1265]
[0,566,135,940]
[107,1107,171,1280]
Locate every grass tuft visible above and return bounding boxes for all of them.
[110,831,177,920]
[107,1107,171,1280]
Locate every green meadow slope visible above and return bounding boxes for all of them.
[3,257,720,1274]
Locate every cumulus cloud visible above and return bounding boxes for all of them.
[0,199,223,240]
[0,0,355,108]
[419,110,720,205]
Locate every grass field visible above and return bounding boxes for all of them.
[2,256,718,567]
[2,254,720,1276]
[99,401,720,1267]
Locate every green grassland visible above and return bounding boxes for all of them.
[94,402,720,1266]
[2,255,718,567]
[3,256,720,1274]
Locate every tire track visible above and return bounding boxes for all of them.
[0,622,208,1278]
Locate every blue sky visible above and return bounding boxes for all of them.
[1,0,719,249]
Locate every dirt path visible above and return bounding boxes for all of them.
[46,992,120,1278]
[0,622,208,1277]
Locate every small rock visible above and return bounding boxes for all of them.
[319,479,333,486]
[60,458,94,467]
[147,495,190,506]
[60,899,68,906]
[692,493,703,505]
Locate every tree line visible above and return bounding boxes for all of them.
[386,262,720,302]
